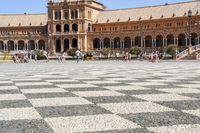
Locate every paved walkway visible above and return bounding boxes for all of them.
[0,61,200,133]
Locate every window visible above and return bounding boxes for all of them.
[88,23,92,32]
[75,10,78,19]
[71,10,74,19]
[64,12,69,19]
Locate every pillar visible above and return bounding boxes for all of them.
[198,36,199,44]
[165,38,167,47]
[143,40,146,48]
[186,38,188,46]
[152,39,154,48]
[174,37,176,46]
[163,38,165,48]
[53,9,55,20]
[61,38,64,52]
[110,41,112,48]
[141,39,143,48]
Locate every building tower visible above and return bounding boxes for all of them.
[47,0,105,53]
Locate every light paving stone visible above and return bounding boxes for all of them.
[98,102,174,114]
[45,114,140,133]
[20,88,67,94]
[0,81,13,84]
[128,82,166,86]
[15,82,52,86]
[56,84,98,88]
[156,88,200,94]
[148,124,200,133]
[183,109,200,117]
[0,107,42,120]
[72,90,125,97]
[103,85,150,91]
[0,86,18,90]
[0,94,26,101]
[84,81,120,84]
[133,94,198,102]
[29,97,92,107]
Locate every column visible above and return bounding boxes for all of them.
[174,38,176,46]
[53,9,55,20]
[143,40,146,48]
[3,43,6,52]
[102,41,104,48]
[61,38,64,52]
[185,38,188,46]
[165,38,167,47]
[152,39,154,48]
[36,40,39,50]
[77,8,79,19]
[69,9,71,20]
[131,40,133,48]
[176,38,178,46]
[198,36,199,44]
[110,41,112,48]
[141,39,143,48]
[163,38,165,48]
[61,8,64,20]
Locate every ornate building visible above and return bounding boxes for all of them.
[0,0,200,53]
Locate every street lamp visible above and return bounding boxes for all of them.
[188,9,192,54]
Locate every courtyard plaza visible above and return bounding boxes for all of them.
[0,61,200,132]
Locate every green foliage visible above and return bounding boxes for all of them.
[129,47,142,56]
[100,48,111,58]
[166,45,178,59]
[67,48,77,57]
[36,50,47,60]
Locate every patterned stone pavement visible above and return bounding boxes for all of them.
[0,61,200,133]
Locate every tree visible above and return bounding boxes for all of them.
[100,48,111,58]
[67,48,77,57]
[166,45,178,59]
[129,47,142,56]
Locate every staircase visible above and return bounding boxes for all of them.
[176,44,200,60]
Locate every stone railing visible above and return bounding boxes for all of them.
[176,49,189,60]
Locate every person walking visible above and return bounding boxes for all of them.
[76,49,81,63]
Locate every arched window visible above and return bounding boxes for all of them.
[18,40,25,50]
[145,36,152,47]
[88,23,91,32]
[178,33,186,47]
[56,24,61,32]
[0,41,4,51]
[167,34,174,46]
[104,38,110,48]
[124,37,131,48]
[72,38,78,48]
[71,10,74,19]
[135,36,141,47]
[38,40,45,50]
[93,38,100,49]
[56,39,61,53]
[72,24,78,32]
[75,10,78,19]
[7,40,14,51]
[114,37,120,49]
[64,39,69,51]
[64,24,69,32]
[156,35,163,47]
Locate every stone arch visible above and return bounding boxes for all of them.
[191,32,198,46]
[93,38,100,49]
[64,24,69,32]
[72,23,78,32]
[156,35,163,47]
[38,40,45,50]
[104,38,110,48]
[72,38,78,48]
[56,24,61,32]
[135,36,141,47]
[178,33,186,47]
[145,35,152,47]
[64,39,69,52]
[124,37,131,48]
[18,40,25,50]
[7,40,14,51]
[114,37,120,49]
[56,39,61,53]
[167,34,174,46]
[30,40,35,50]
[0,40,4,51]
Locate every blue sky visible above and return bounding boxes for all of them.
[0,0,191,14]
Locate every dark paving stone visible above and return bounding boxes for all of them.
[96,83,129,87]
[64,87,108,92]
[24,92,76,99]
[0,83,15,86]
[51,81,83,85]
[84,96,145,104]
[42,78,70,80]
[0,100,32,109]
[120,111,200,127]
[17,85,57,89]
[36,104,112,118]
[181,93,200,99]
[0,89,21,94]
[0,119,54,133]
[13,80,44,83]
[156,100,200,110]
[143,85,182,89]
[118,89,166,95]
[85,128,152,133]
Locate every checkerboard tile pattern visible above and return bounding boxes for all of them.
[0,61,200,132]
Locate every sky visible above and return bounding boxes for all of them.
[0,0,191,14]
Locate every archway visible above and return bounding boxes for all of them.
[156,35,163,47]
[191,33,198,46]
[7,40,14,51]
[104,38,110,48]
[124,37,131,48]
[72,38,78,48]
[93,38,100,49]
[30,40,35,50]
[38,40,45,50]
[56,24,61,32]
[135,36,141,47]
[18,40,25,50]
[56,39,61,53]
[178,33,186,47]
[0,41,4,51]
[145,35,152,47]
[72,24,78,32]
[114,37,120,49]
[64,39,69,52]
[64,24,69,32]
[167,34,174,46]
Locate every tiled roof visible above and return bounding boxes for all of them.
[95,1,200,23]
[0,14,47,27]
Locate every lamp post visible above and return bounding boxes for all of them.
[188,9,192,54]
